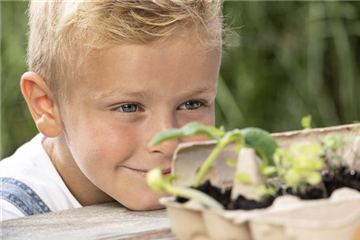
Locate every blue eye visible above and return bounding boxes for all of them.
[117,104,140,113]
[178,101,202,110]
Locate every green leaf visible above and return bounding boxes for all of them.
[235,172,253,185]
[226,159,238,167]
[256,185,276,198]
[148,122,221,147]
[273,148,292,166]
[261,166,277,176]
[322,134,346,150]
[182,122,221,140]
[306,171,322,185]
[208,126,225,139]
[256,185,268,198]
[221,129,243,146]
[301,115,312,129]
[240,128,278,166]
[285,169,301,187]
[148,128,185,147]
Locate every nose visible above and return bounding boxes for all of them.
[146,116,180,158]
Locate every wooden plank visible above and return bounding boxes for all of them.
[1,202,177,240]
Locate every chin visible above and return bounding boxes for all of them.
[127,202,165,211]
[121,191,169,211]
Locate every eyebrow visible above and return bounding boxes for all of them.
[91,85,217,101]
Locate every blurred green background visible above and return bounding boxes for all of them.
[1,1,360,159]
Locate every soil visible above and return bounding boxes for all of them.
[176,180,231,207]
[176,168,360,210]
[176,180,274,210]
[279,186,325,200]
[227,194,274,210]
[323,167,360,196]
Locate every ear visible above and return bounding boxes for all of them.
[20,72,62,138]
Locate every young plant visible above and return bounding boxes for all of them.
[268,142,325,194]
[148,122,278,187]
[149,122,243,187]
[321,134,347,170]
[301,115,312,134]
[147,168,224,209]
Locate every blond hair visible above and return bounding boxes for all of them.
[27,0,224,101]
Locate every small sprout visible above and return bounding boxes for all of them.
[147,168,166,192]
[305,171,322,185]
[194,129,244,187]
[149,122,278,188]
[272,142,325,193]
[301,115,312,129]
[256,185,276,198]
[284,169,301,187]
[321,134,349,169]
[235,172,253,185]
[226,159,238,167]
[147,168,224,209]
[261,166,277,177]
[323,134,345,150]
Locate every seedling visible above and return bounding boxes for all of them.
[270,142,325,194]
[148,122,278,187]
[321,134,347,170]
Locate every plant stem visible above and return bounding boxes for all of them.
[194,142,226,187]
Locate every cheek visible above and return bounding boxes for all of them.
[65,117,140,174]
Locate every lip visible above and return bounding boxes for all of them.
[124,167,171,178]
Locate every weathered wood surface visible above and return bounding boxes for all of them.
[1,202,177,240]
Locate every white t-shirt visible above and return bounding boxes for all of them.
[1,134,82,221]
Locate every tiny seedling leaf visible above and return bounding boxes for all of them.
[261,166,277,176]
[306,171,322,185]
[301,115,312,129]
[256,185,276,198]
[226,159,238,167]
[235,172,253,185]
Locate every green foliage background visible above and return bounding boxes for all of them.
[1,1,360,159]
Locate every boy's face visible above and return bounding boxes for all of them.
[58,33,221,210]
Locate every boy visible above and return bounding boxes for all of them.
[1,0,223,220]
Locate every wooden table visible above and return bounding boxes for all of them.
[1,202,177,240]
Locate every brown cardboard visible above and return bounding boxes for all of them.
[231,148,264,201]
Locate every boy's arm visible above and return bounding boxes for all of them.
[0,199,25,221]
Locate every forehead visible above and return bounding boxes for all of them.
[71,31,221,101]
